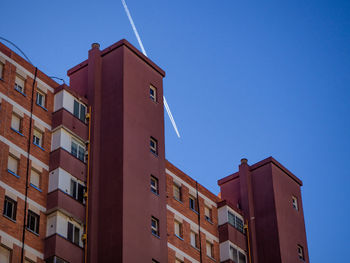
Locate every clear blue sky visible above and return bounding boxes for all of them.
[2,0,349,261]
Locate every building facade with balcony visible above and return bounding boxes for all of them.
[0,40,309,263]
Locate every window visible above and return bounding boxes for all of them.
[70,179,85,203]
[205,206,212,222]
[27,210,40,234]
[71,139,85,162]
[151,217,159,236]
[174,220,183,239]
[292,196,298,211]
[14,75,25,94]
[230,246,247,263]
[297,245,305,260]
[11,113,22,133]
[150,176,159,194]
[150,137,158,155]
[0,62,4,80]
[190,231,199,249]
[228,211,244,233]
[36,90,46,108]
[33,128,43,148]
[150,85,157,102]
[30,169,40,189]
[45,256,69,263]
[189,195,198,212]
[73,100,87,122]
[0,245,11,263]
[3,196,17,221]
[7,155,19,175]
[173,183,182,201]
[67,222,80,245]
[206,241,214,258]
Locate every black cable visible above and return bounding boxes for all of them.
[0,37,33,65]
[196,181,203,263]
[49,76,65,84]
[21,67,38,263]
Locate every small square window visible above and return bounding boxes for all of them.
[151,217,159,237]
[292,196,298,211]
[0,245,11,263]
[7,155,19,175]
[33,128,43,147]
[67,222,80,245]
[36,89,46,108]
[3,196,17,221]
[150,85,157,102]
[174,220,183,239]
[205,206,212,222]
[14,75,25,94]
[27,210,40,234]
[150,175,159,195]
[30,169,41,189]
[190,231,199,249]
[189,195,198,212]
[297,245,305,260]
[173,183,182,201]
[206,241,214,258]
[11,113,22,133]
[150,137,158,155]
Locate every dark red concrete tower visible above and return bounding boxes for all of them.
[218,157,309,263]
[67,40,167,262]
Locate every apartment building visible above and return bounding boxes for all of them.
[0,39,309,263]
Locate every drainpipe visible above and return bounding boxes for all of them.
[83,106,92,263]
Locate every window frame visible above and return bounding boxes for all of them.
[70,179,85,203]
[228,211,244,233]
[206,240,214,258]
[3,196,17,221]
[0,245,12,263]
[204,205,213,223]
[27,210,40,234]
[0,62,4,80]
[190,231,199,249]
[14,74,25,94]
[30,168,41,191]
[150,85,157,102]
[36,89,46,109]
[150,137,158,155]
[71,139,86,162]
[73,99,87,122]
[173,183,182,202]
[150,175,159,195]
[7,154,19,176]
[174,220,183,239]
[292,196,299,211]
[189,195,198,213]
[151,216,159,237]
[297,245,305,260]
[67,221,80,246]
[33,128,44,148]
[11,113,22,134]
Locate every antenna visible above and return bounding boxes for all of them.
[121,0,181,138]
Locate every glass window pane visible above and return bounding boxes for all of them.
[239,252,246,263]
[73,100,79,118]
[67,222,73,242]
[80,105,86,122]
[74,226,80,245]
[11,115,20,131]
[230,246,238,262]
[71,141,78,157]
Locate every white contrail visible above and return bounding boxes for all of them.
[121,0,147,56]
[164,96,180,138]
[121,0,181,138]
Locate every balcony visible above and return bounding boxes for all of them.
[52,108,88,141]
[219,223,247,251]
[44,234,83,263]
[47,189,85,223]
[49,148,86,181]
